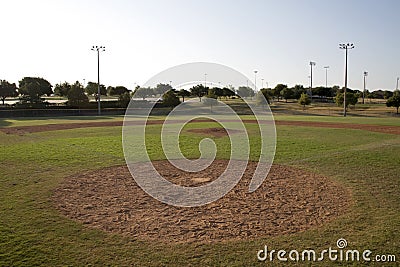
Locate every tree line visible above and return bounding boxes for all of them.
[0,77,399,113]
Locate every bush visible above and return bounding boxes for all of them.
[162,90,180,108]
[298,93,311,109]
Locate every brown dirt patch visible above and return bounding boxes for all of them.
[1,119,399,135]
[52,160,351,244]
[186,127,243,137]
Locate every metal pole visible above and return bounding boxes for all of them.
[310,64,313,95]
[344,48,348,117]
[254,70,257,92]
[91,45,105,115]
[309,62,315,101]
[204,74,207,88]
[363,72,367,104]
[97,49,101,115]
[396,77,399,91]
[325,68,327,87]
[339,43,354,117]
[363,71,368,104]
[324,66,329,88]
[261,78,264,89]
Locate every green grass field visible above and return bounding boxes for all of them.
[0,114,399,266]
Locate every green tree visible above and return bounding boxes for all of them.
[162,90,180,108]
[209,87,223,99]
[386,91,400,114]
[67,81,89,107]
[298,93,311,109]
[133,87,153,100]
[312,86,336,97]
[0,80,18,105]
[236,86,255,98]
[85,82,106,96]
[274,84,287,101]
[176,89,191,102]
[207,88,218,99]
[292,84,306,99]
[222,87,235,99]
[190,84,208,102]
[335,92,358,109]
[18,77,52,102]
[256,89,270,106]
[383,90,394,99]
[107,86,129,96]
[280,87,294,102]
[154,83,173,96]
[54,82,71,97]
[118,91,132,108]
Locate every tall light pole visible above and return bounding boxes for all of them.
[396,77,399,91]
[91,45,105,115]
[204,73,207,89]
[324,66,329,88]
[261,78,264,89]
[254,70,258,92]
[339,43,355,117]
[309,61,316,101]
[362,71,368,104]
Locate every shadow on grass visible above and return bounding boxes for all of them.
[0,119,12,127]
[0,116,122,128]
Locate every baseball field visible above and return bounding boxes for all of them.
[0,109,399,266]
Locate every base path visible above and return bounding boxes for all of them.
[1,119,400,135]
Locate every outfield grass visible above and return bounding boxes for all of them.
[0,115,399,266]
[273,114,400,126]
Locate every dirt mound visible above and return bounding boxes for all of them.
[186,127,243,137]
[52,160,351,244]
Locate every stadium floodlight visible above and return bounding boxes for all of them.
[254,70,258,92]
[339,43,355,117]
[91,45,106,115]
[363,71,368,104]
[309,61,316,101]
[324,66,330,88]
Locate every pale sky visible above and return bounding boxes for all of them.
[1,0,399,91]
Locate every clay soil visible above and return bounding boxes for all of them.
[52,160,351,244]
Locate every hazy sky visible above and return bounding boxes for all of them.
[1,0,399,91]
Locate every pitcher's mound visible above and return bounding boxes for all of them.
[53,160,350,243]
